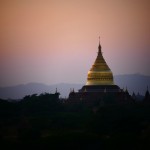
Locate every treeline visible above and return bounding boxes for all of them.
[0,93,150,149]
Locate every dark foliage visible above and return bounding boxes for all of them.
[0,94,150,150]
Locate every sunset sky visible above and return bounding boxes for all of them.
[0,0,150,86]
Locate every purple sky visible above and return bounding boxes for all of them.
[0,0,150,86]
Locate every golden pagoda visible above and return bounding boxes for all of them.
[78,37,120,93]
[86,38,114,85]
[68,37,132,105]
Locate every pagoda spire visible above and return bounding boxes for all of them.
[98,36,102,53]
[146,86,149,95]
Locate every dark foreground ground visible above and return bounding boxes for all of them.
[0,95,150,150]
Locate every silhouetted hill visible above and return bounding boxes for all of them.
[114,74,150,95]
[0,74,149,99]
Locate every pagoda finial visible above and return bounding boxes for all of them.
[98,36,101,53]
[125,86,129,93]
[55,88,57,93]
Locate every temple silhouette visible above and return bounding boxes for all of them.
[68,38,133,105]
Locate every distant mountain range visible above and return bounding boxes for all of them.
[0,83,82,100]
[0,74,150,99]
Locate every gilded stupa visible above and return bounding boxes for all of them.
[79,37,120,92]
[68,37,132,105]
[86,38,114,85]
